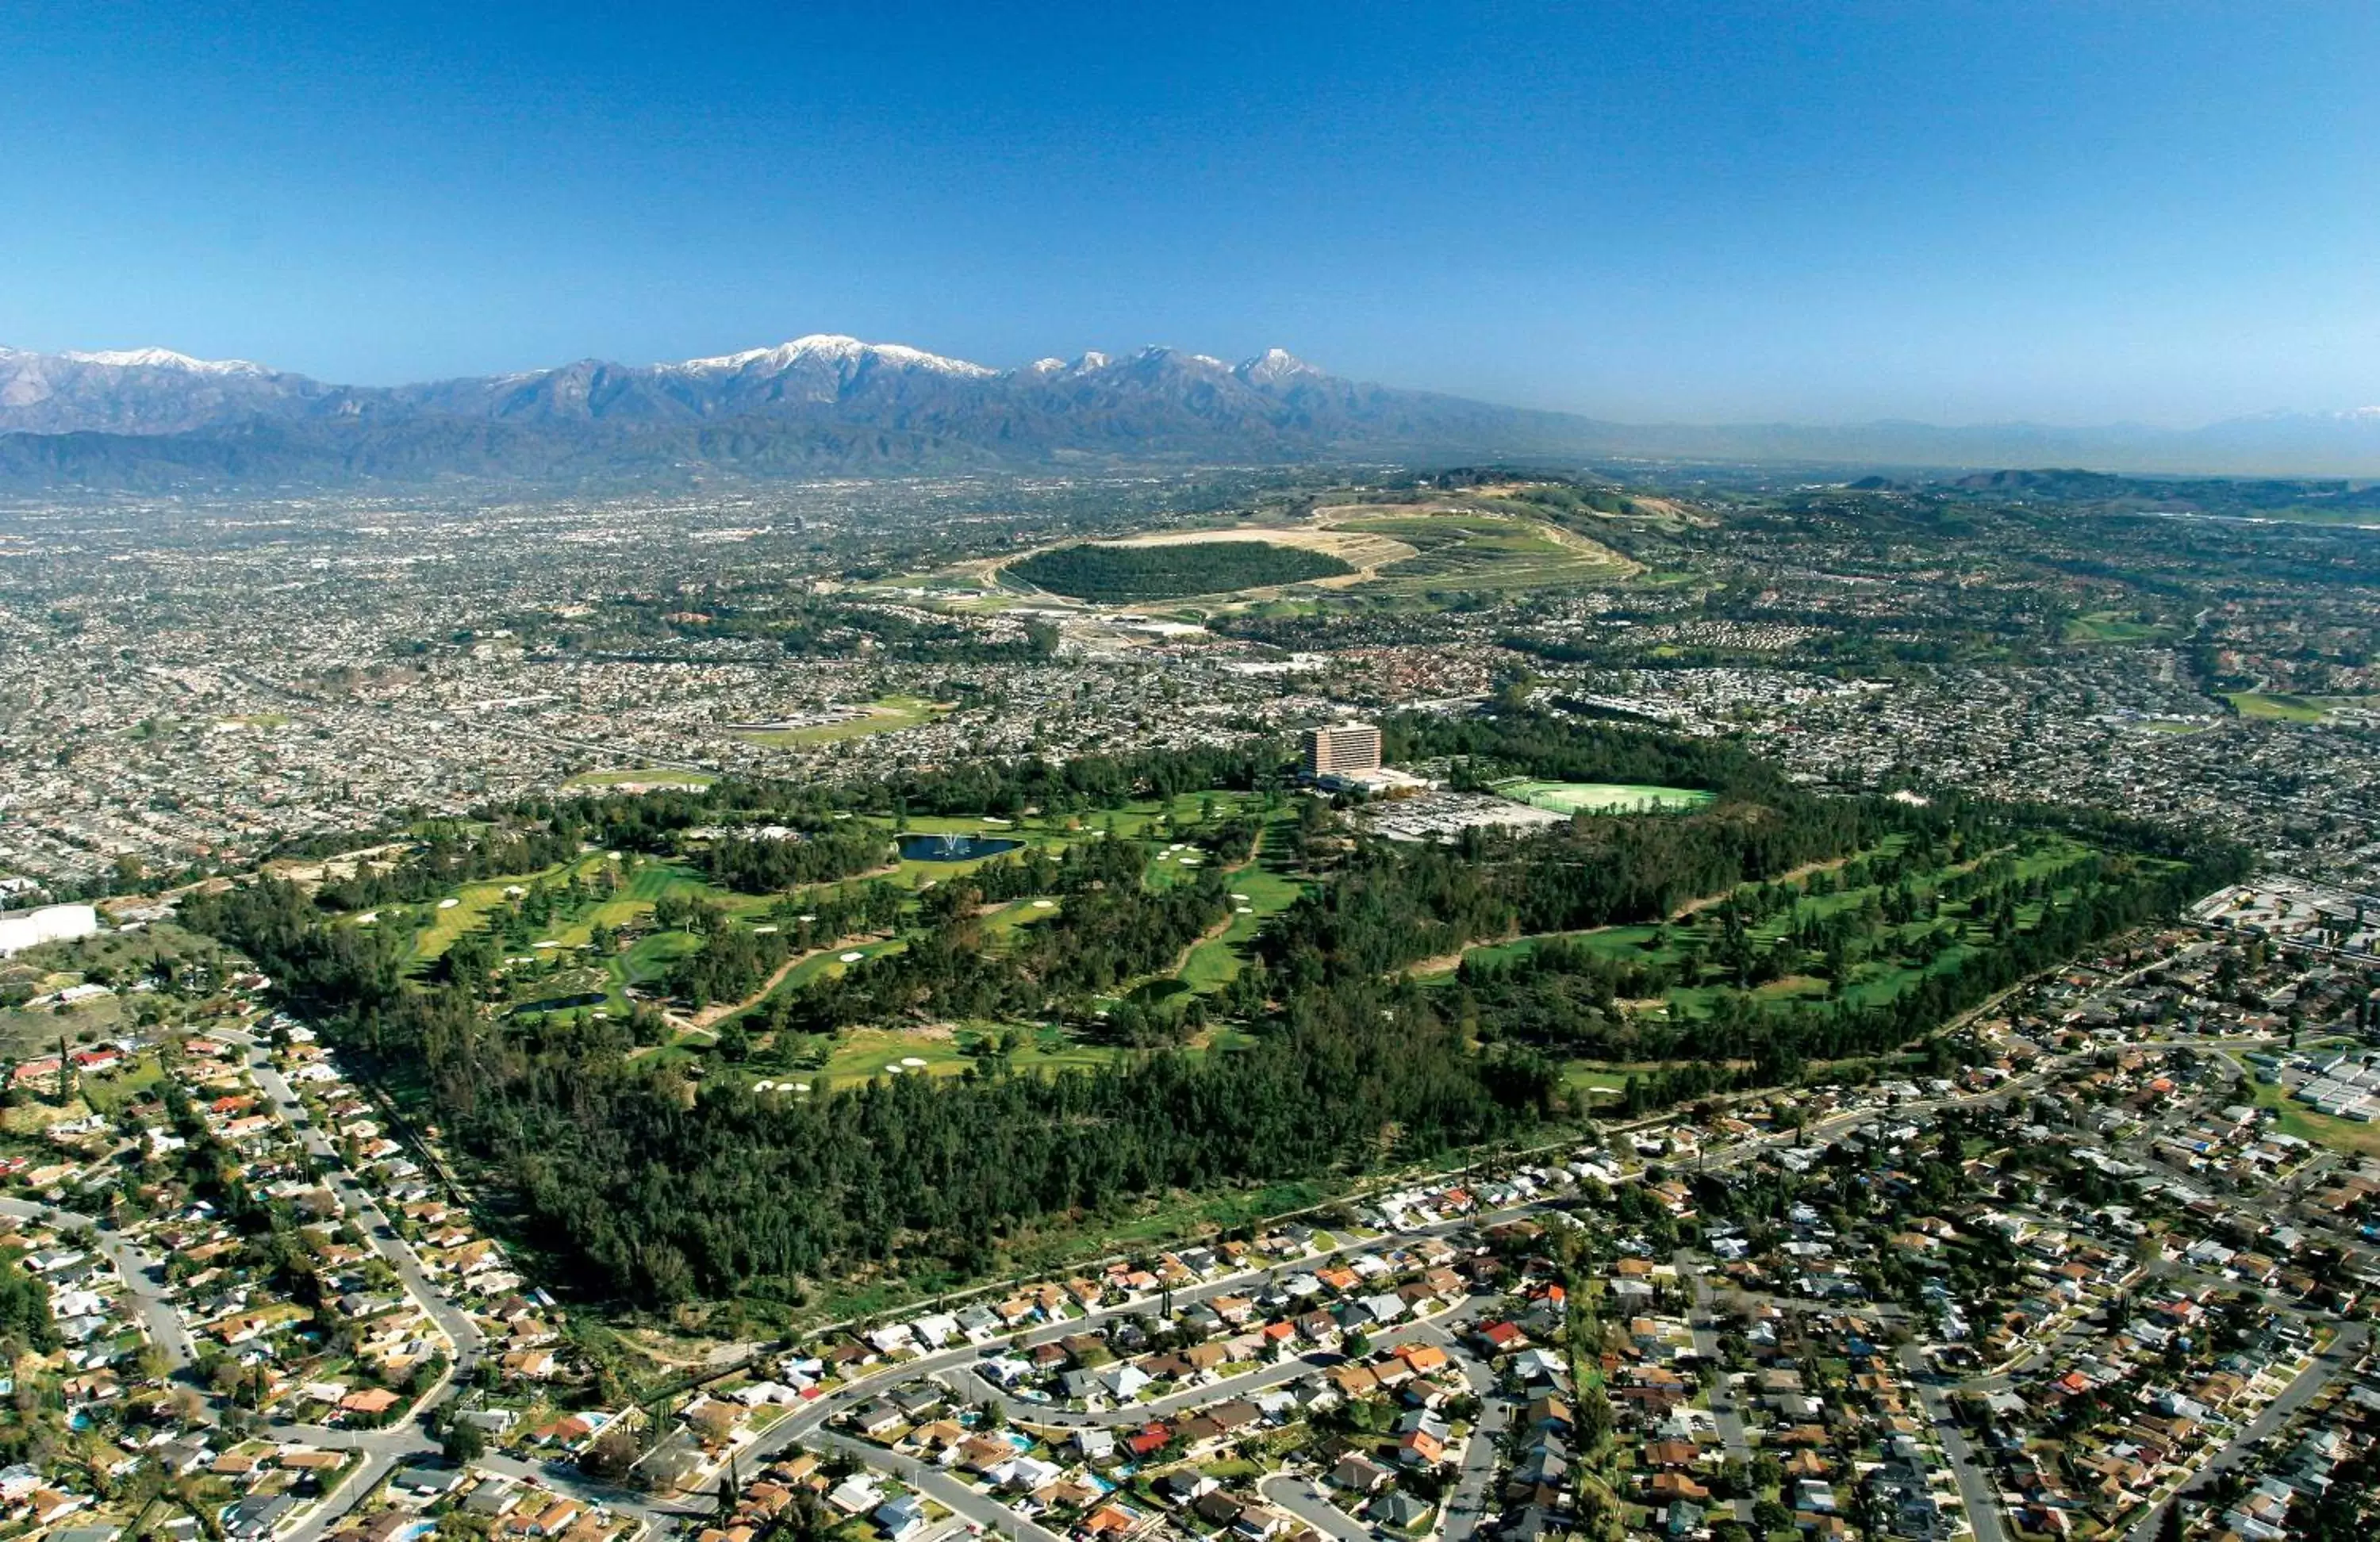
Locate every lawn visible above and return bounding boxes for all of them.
[730,695,949,746]
[2242,1068,2380,1160]
[2063,611,2178,646]
[1177,853,1304,992]
[777,1021,1122,1092]
[2226,692,2332,723]
[76,1054,167,1117]
[1421,834,2119,1038]
[1493,778,1716,815]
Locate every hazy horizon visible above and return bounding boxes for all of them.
[7,2,2379,428]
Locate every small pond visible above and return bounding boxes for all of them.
[899,834,1024,862]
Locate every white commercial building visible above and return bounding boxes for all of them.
[0,903,98,957]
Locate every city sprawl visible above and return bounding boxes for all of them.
[7,467,2380,1542]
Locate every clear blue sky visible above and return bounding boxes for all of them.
[5,1,2376,425]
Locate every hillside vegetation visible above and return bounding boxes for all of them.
[1011,539,1355,600]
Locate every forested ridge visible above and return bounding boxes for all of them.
[178,712,2246,1309]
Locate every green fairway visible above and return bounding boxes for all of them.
[731,694,948,746]
[781,1021,1123,1091]
[1427,833,2131,1033]
[545,859,720,946]
[1426,830,2166,1098]
[1176,821,1307,992]
[1560,1064,1633,1101]
[386,793,1288,1040]
[620,928,701,987]
[2226,691,2334,723]
[1494,778,1715,815]
[981,896,1065,938]
[409,876,539,961]
[779,936,905,992]
[2063,611,2178,645]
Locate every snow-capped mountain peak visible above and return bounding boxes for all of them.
[1022,351,1113,377]
[1122,346,1231,374]
[1238,347,1322,385]
[670,334,996,378]
[55,346,267,375]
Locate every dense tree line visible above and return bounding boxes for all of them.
[1394,711,1795,800]
[665,923,791,1009]
[544,593,1062,663]
[701,829,891,893]
[176,712,2242,1308]
[777,852,1231,1030]
[313,823,589,911]
[493,975,1546,1300]
[0,1246,56,1355]
[1453,837,2242,1080]
[182,877,411,1022]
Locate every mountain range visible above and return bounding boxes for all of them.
[4,335,2380,490]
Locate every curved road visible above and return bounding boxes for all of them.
[0,1196,201,1378]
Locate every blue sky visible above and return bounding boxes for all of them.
[4,1,2376,424]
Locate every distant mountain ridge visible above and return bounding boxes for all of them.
[5,333,2380,489]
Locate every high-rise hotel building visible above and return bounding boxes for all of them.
[1300,721,1383,779]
